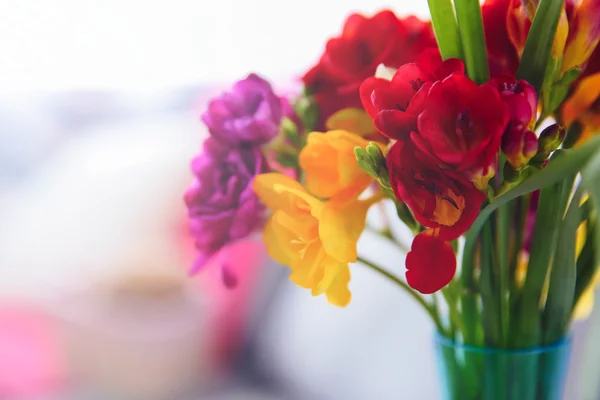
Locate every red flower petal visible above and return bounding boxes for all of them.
[386,141,486,241]
[405,232,456,294]
[375,110,417,140]
[360,77,393,118]
[416,48,465,79]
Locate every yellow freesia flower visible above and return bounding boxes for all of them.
[561,72,600,144]
[299,130,383,201]
[561,0,600,73]
[253,173,381,307]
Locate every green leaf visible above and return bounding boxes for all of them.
[275,152,298,168]
[546,67,583,115]
[543,183,583,344]
[462,137,600,324]
[574,216,596,306]
[427,0,464,60]
[512,162,568,348]
[453,0,489,83]
[466,137,600,245]
[281,117,302,147]
[479,220,502,347]
[293,96,319,132]
[581,150,600,290]
[516,0,564,94]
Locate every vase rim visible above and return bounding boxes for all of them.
[434,331,571,355]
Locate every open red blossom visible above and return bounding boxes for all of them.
[359,49,465,140]
[303,10,436,129]
[414,74,509,179]
[387,141,486,241]
[487,75,538,129]
[406,232,456,294]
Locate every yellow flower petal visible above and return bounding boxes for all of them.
[325,108,376,137]
[299,130,375,201]
[263,215,291,266]
[253,173,323,217]
[576,221,587,258]
[318,194,382,263]
[324,264,352,307]
[289,241,325,289]
[574,270,600,320]
[562,0,600,72]
[562,73,600,128]
[552,10,569,61]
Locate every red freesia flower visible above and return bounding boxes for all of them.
[482,0,520,76]
[414,74,509,182]
[303,10,436,129]
[487,75,539,167]
[488,75,537,129]
[359,49,464,140]
[406,232,457,294]
[386,141,486,241]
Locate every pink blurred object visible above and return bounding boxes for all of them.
[0,306,65,399]
[187,237,267,372]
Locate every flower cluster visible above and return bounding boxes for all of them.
[186,2,600,321]
[185,74,287,284]
[303,10,436,130]
[360,50,542,293]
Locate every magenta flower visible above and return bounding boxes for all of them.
[202,74,283,146]
[184,137,269,282]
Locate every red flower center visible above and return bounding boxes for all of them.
[454,110,476,151]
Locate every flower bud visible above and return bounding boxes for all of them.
[366,142,386,167]
[502,126,539,169]
[354,147,378,179]
[354,142,390,188]
[538,123,566,153]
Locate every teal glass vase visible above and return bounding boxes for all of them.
[435,333,571,400]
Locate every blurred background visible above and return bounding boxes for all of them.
[1,1,600,399]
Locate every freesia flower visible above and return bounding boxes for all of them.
[487,75,539,168]
[252,173,382,306]
[387,141,486,241]
[482,0,520,76]
[184,138,268,280]
[507,0,569,64]
[505,0,600,74]
[414,74,509,187]
[202,74,283,146]
[561,46,600,143]
[303,10,436,129]
[359,49,465,140]
[562,0,600,73]
[386,141,485,293]
[298,130,381,201]
[488,75,538,129]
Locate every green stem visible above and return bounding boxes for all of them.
[496,203,511,347]
[357,255,445,334]
[453,0,489,83]
[480,220,502,347]
[427,0,463,60]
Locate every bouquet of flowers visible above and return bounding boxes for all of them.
[185,0,600,398]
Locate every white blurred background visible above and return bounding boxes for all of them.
[0,1,599,399]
